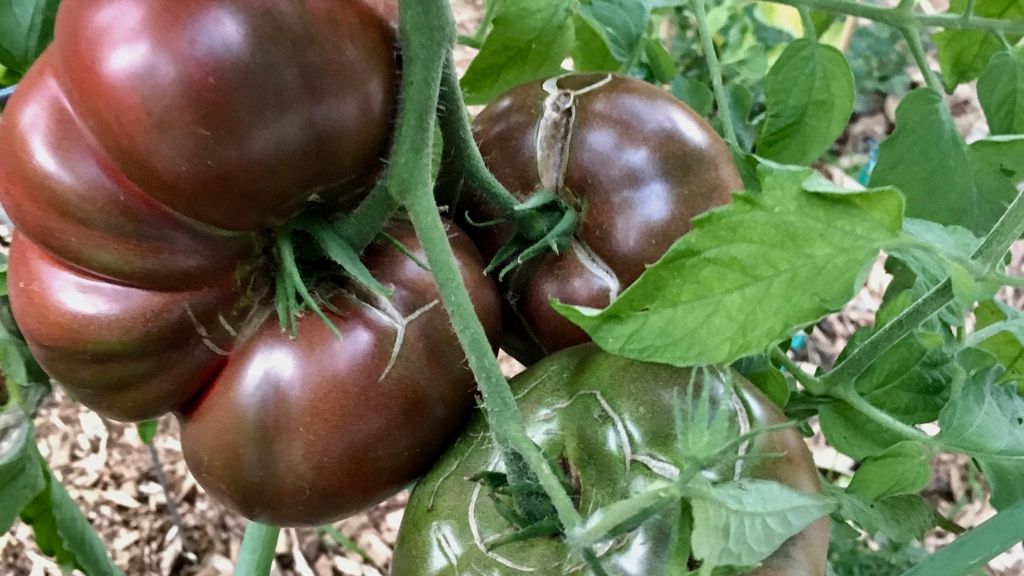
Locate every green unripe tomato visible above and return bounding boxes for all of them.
[393,344,828,575]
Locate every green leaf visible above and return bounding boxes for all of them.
[935,367,1024,508]
[936,368,1024,459]
[971,300,1024,380]
[0,407,45,532]
[978,50,1024,135]
[21,464,124,575]
[894,219,991,309]
[717,83,756,151]
[461,0,575,105]
[819,402,906,460]
[934,0,1024,90]
[899,500,1024,576]
[757,39,855,165]
[571,14,619,73]
[688,478,834,568]
[976,457,1024,511]
[733,355,791,409]
[969,134,1024,180]
[570,481,682,547]
[0,319,50,412]
[870,88,1013,236]
[0,0,59,73]
[848,328,955,426]
[846,442,932,501]
[832,488,936,543]
[671,75,714,117]
[644,37,676,84]
[723,44,768,81]
[577,0,649,66]
[554,166,904,367]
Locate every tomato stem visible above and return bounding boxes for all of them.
[235,523,279,575]
[392,0,586,546]
[436,55,552,241]
[762,0,1024,34]
[770,348,825,396]
[899,26,943,94]
[687,0,739,149]
[335,181,400,252]
[798,8,818,41]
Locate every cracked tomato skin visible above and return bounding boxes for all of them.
[177,221,502,527]
[0,0,399,421]
[392,344,828,576]
[459,74,741,364]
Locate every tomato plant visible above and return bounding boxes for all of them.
[393,344,828,575]
[3,0,1024,574]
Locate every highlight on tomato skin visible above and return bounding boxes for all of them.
[176,221,502,527]
[51,0,401,232]
[6,233,246,423]
[452,73,743,365]
[391,344,829,576]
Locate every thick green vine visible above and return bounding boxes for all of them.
[389,0,585,544]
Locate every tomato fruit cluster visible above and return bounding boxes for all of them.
[0,0,503,526]
[456,73,742,364]
[2,1,826,566]
[393,344,828,575]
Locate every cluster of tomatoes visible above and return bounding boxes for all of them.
[0,0,827,573]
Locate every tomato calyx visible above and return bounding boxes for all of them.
[483,190,578,279]
[465,450,580,552]
[480,75,625,280]
[269,207,398,336]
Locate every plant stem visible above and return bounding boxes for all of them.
[436,55,524,224]
[899,501,1024,576]
[900,26,944,93]
[799,7,818,41]
[392,0,583,536]
[763,0,1024,33]
[688,0,739,148]
[336,182,400,252]
[824,188,1024,394]
[823,279,955,391]
[770,348,825,395]
[235,523,279,576]
[971,187,1024,274]
[831,387,936,445]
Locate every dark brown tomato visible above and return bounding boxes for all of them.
[0,52,253,291]
[52,0,399,231]
[466,74,741,363]
[177,221,501,526]
[7,235,247,422]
